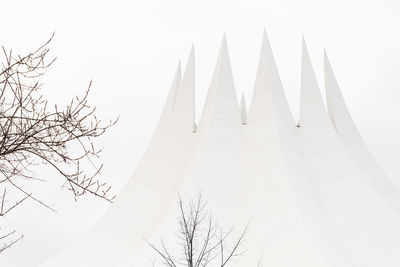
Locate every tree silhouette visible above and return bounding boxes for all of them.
[0,34,117,253]
[146,194,249,267]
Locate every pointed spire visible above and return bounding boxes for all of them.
[323,49,332,76]
[324,49,359,129]
[299,37,328,126]
[249,30,287,123]
[324,50,334,123]
[240,93,247,125]
[161,62,181,120]
[198,34,240,130]
[172,60,182,98]
[206,34,230,90]
[151,61,182,131]
[180,46,195,96]
[324,50,343,126]
[222,31,227,43]
[171,46,195,131]
[324,49,400,214]
[218,33,230,71]
[301,36,313,74]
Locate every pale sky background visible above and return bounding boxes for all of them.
[0,0,399,266]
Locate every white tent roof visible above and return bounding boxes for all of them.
[41,33,400,267]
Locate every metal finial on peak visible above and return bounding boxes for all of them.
[240,93,247,125]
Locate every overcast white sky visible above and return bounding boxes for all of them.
[0,0,399,266]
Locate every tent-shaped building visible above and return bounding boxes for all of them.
[41,33,400,267]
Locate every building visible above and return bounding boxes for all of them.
[41,33,400,267]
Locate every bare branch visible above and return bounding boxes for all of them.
[0,33,116,253]
[147,194,250,267]
[0,229,23,253]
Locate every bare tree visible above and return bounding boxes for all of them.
[146,194,249,267]
[0,34,117,252]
